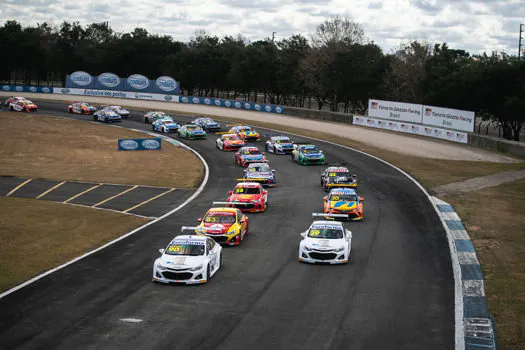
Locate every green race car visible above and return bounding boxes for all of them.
[291,143,326,165]
[178,124,207,140]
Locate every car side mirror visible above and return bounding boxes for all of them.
[300,231,307,237]
[262,152,265,155]
[345,229,352,239]
[323,196,328,201]
[159,248,165,254]
[320,150,324,153]
[197,217,202,222]
[228,190,233,195]
[263,190,268,195]
[359,197,364,202]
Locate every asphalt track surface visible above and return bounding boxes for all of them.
[0,101,454,350]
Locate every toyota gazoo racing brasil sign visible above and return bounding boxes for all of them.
[422,105,475,132]
[70,71,93,86]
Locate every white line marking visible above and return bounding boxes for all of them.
[65,202,157,220]
[119,318,143,323]
[6,178,32,196]
[36,181,66,199]
[122,188,176,213]
[63,184,102,203]
[92,185,138,207]
[0,127,210,300]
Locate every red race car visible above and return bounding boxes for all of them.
[216,133,246,151]
[225,182,268,212]
[9,100,38,112]
[235,146,267,166]
[4,96,29,106]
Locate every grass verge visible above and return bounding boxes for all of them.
[0,113,203,189]
[444,179,525,350]
[0,197,149,292]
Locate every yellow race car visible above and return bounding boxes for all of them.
[192,205,249,246]
[229,125,260,142]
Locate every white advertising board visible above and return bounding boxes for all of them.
[52,87,179,103]
[353,116,468,144]
[422,105,475,132]
[368,99,423,124]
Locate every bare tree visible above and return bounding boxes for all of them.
[311,15,365,51]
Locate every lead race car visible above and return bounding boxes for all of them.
[192,206,249,246]
[242,162,276,187]
[152,118,180,133]
[265,135,294,154]
[216,133,245,151]
[152,233,222,285]
[291,143,326,165]
[320,164,358,191]
[298,218,352,264]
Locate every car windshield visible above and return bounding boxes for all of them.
[234,186,260,194]
[308,227,344,239]
[329,193,357,201]
[187,126,201,131]
[165,243,205,256]
[301,147,318,154]
[224,135,240,141]
[238,126,251,131]
[248,164,270,172]
[81,103,90,107]
[327,169,350,177]
[204,212,236,223]
[162,121,174,125]
[202,118,214,123]
[275,138,291,143]
[242,149,260,155]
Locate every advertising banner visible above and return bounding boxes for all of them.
[179,95,285,114]
[368,99,423,123]
[118,138,162,151]
[66,71,180,95]
[0,84,53,94]
[353,116,468,144]
[53,87,180,102]
[422,105,475,132]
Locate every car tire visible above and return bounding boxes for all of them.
[81,109,85,115]
[68,108,72,113]
[206,264,211,282]
[152,125,155,130]
[274,146,277,154]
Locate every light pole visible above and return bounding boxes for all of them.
[519,24,524,59]
[272,32,276,42]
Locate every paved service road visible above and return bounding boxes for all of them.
[0,102,454,349]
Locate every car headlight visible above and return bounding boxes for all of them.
[303,246,313,252]
[156,262,166,271]
[189,265,203,271]
[335,247,344,252]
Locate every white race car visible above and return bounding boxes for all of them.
[298,217,352,264]
[152,233,222,285]
[102,105,130,117]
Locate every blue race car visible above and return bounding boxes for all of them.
[242,162,276,187]
[152,118,180,133]
[92,109,122,123]
[265,135,294,154]
[193,117,221,132]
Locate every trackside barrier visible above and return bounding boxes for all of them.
[178,95,285,114]
[1,84,53,94]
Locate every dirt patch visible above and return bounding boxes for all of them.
[0,113,203,189]
[0,196,149,292]
[444,179,525,349]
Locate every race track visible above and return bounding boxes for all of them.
[0,101,454,349]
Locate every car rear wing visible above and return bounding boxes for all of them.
[326,183,356,187]
[327,162,348,167]
[181,226,221,233]
[226,124,244,127]
[212,201,252,207]
[312,213,349,219]
[236,178,268,182]
[215,131,233,134]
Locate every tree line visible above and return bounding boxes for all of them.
[0,18,523,141]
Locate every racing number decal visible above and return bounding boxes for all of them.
[329,172,337,177]
[310,230,321,237]
[205,216,217,223]
[168,245,181,252]
[331,196,340,201]
[235,188,244,193]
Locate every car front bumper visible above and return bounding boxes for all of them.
[298,250,348,264]
[152,267,207,284]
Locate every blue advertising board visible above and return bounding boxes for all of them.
[118,138,162,151]
[0,84,53,94]
[178,95,285,114]
[66,71,180,95]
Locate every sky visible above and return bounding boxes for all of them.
[1,0,525,55]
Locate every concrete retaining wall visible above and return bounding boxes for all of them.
[283,106,354,124]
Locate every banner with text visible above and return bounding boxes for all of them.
[368,99,423,123]
[118,138,162,151]
[422,105,475,132]
[353,116,468,144]
[53,87,179,102]
[1,84,53,94]
[179,95,285,114]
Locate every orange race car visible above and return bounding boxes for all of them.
[323,188,364,221]
[68,102,97,114]
[228,125,260,142]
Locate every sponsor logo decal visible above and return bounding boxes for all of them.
[192,97,200,104]
[244,103,251,109]
[181,96,189,103]
[214,99,221,106]
[425,107,432,116]
[254,104,261,111]
[42,87,50,93]
[127,74,149,90]
[29,87,37,92]
[2,85,10,91]
[275,106,282,113]
[164,95,173,101]
[98,72,121,88]
[15,86,23,92]
[70,71,93,86]
[265,105,271,112]
[225,101,232,107]
[119,140,139,150]
[142,139,160,149]
[61,88,70,94]
[371,101,379,109]
[155,76,177,92]
[234,102,241,108]
[204,98,211,105]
